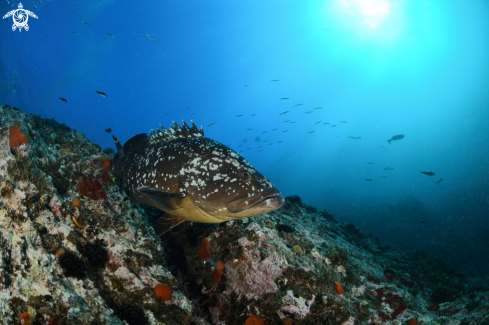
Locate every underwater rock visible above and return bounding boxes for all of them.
[0,104,488,325]
[0,105,205,324]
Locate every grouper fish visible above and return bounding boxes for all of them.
[112,120,284,234]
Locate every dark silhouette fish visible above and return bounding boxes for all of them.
[421,171,435,176]
[435,178,443,184]
[387,134,405,144]
[112,121,284,234]
[96,90,107,97]
[59,97,67,103]
[365,179,373,181]
[105,128,112,133]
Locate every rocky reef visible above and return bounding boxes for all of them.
[0,104,488,325]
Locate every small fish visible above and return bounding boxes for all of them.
[304,111,312,114]
[315,121,321,124]
[147,37,157,41]
[105,33,114,38]
[365,179,373,181]
[435,178,443,184]
[284,120,290,123]
[208,123,215,127]
[191,113,195,116]
[82,21,90,25]
[307,131,314,134]
[141,32,157,40]
[348,136,361,139]
[247,128,253,130]
[323,123,330,125]
[313,107,322,110]
[280,98,289,100]
[272,128,278,131]
[112,121,284,234]
[271,79,279,81]
[330,125,337,127]
[367,163,374,165]
[244,85,249,88]
[262,131,268,134]
[280,111,289,116]
[293,104,303,107]
[383,167,394,171]
[251,114,256,116]
[186,107,191,110]
[339,121,347,123]
[421,171,435,176]
[59,148,71,152]
[70,31,78,34]
[282,130,288,132]
[387,134,405,144]
[59,97,67,103]
[277,141,283,143]
[105,128,112,133]
[290,122,296,124]
[263,140,268,143]
[96,90,107,97]
[236,115,243,117]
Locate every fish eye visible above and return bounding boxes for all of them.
[240,170,252,182]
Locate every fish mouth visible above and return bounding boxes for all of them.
[226,188,284,214]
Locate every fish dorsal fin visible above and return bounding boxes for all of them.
[149,120,204,145]
[123,133,149,153]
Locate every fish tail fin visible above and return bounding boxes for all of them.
[154,213,187,235]
[387,139,391,144]
[112,135,122,152]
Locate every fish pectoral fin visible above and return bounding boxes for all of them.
[137,186,186,210]
[154,214,187,235]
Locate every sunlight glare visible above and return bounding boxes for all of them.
[339,0,390,29]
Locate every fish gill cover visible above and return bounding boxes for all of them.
[1,0,489,324]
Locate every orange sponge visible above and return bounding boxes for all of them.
[335,281,343,295]
[9,126,29,148]
[154,284,172,301]
[102,158,111,169]
[244,316,265,325]
[198,237,211,261]
[212,260,224,283]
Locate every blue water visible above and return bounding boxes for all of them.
[2,0,489,271]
